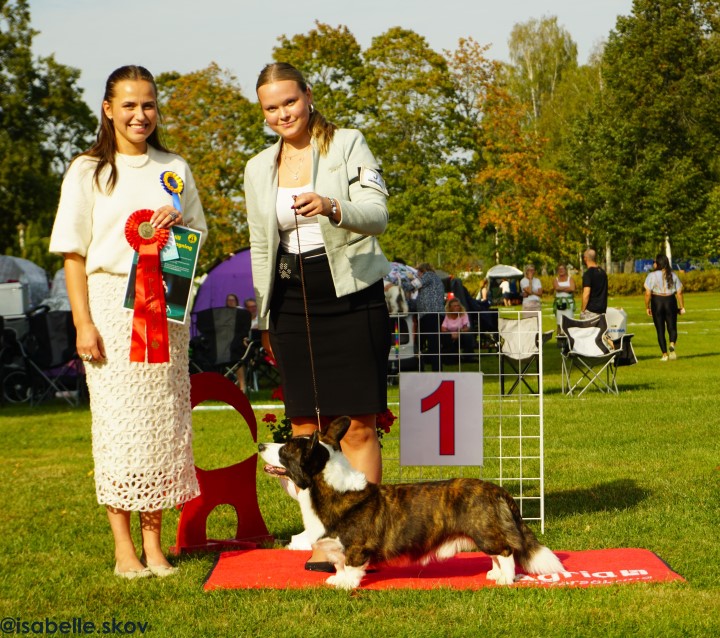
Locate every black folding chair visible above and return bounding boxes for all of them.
[558,314,632,396]
[1,307,82,406]
[189,307,252,382]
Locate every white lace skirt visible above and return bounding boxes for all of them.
[86,273,199,511]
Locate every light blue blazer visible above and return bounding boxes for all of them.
[244,129,391,328]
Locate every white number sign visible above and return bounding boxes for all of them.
[399,372,484,466]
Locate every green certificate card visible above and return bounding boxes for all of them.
[124,226,203,324]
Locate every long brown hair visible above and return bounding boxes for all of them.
[256,62,337,155]
[84,65,171,192]
[655,254,674,289]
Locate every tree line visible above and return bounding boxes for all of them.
[3,0,719,276]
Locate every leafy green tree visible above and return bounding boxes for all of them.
[271,21,365,128]
[571,0,720,261]
[0,0,96,267]
[157,64,266,269]
[359,28,476,268]
[506,16,578,126]
[477,85,576,266]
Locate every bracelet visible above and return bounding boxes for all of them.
[327,197,338,221]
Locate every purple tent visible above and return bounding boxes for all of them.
[192,248,255,316]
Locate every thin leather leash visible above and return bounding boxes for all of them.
[292,195,322,431]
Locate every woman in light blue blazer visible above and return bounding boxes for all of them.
[244,63,391,568]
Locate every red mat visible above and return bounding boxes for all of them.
[204,548,684,590]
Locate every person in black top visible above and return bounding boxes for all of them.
[580,249,608,319]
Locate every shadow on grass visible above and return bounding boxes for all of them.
[547,478,651,518]
[544,382,654,395]
[635,351,720,362]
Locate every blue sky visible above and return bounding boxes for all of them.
[28,0,634,112]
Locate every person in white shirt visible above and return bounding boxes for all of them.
[644,254,685,361]
[50,65,207,579]
[520,264,543,317]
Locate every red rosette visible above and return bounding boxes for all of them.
[125,209,170,364]
[125,209,170,252]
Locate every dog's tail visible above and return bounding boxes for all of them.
[501,495,564,575]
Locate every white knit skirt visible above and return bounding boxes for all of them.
[86,273,199,511]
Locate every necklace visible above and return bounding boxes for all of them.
[117,151,150,169]
[282,145,309,181]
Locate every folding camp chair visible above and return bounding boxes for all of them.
[498,315,551,395]
[558,314,630,396]
[189,307,252,382]
[1,307,82,406]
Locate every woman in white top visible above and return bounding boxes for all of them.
[244,63,390,572]
[644,254,685,361]
[50,65,207,579]
[520,264,543,316]
[552,264,576,331]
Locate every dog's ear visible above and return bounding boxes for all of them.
[321,416,351,449]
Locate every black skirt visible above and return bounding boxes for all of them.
[269,251,390,418]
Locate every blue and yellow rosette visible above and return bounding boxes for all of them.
[125,210,170,364]
[160,170,184,212]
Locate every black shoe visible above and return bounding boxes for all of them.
[304,561,336,573]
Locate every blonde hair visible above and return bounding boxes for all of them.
[256,62,337,155]
[445,298,466,314]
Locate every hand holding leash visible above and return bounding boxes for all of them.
[292,193,336,220]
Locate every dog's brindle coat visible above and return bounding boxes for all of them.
[260,417,563,589]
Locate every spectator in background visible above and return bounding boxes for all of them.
[520,264,543,317]
[244,297,259,332]
[225,293,239,308]
[416,262,445,371]
[644,254,686,361]
[552,264,576,332]
[580,249,608,320]
[441,297,476,360]
[499,278,512,306]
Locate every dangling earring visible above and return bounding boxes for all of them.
[309,104,314,114]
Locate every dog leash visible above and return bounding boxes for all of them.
[292,195,322,431]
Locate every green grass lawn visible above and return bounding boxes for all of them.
[1,293,719,637]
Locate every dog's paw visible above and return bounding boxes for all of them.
[326,566,364,590]
[486,566,501,582]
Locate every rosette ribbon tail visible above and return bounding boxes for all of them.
[126,210,170,364]
[131,243,170,363]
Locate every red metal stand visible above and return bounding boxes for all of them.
[170,372,273,554]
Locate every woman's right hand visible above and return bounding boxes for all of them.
[77,321,106,363]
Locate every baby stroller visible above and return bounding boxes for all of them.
[1,306,82,406]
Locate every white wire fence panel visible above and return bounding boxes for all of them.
[383,309,547,531]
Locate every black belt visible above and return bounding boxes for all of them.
[279,246,326,261]
[300,246,326,260]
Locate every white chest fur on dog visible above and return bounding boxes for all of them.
[297,489,325,543]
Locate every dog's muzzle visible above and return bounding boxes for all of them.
[258,442,287,477]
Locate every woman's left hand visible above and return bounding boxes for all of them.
[292,192,331,218]
[152,205,183,228]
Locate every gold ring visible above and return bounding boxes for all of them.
[81,353,93,362]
